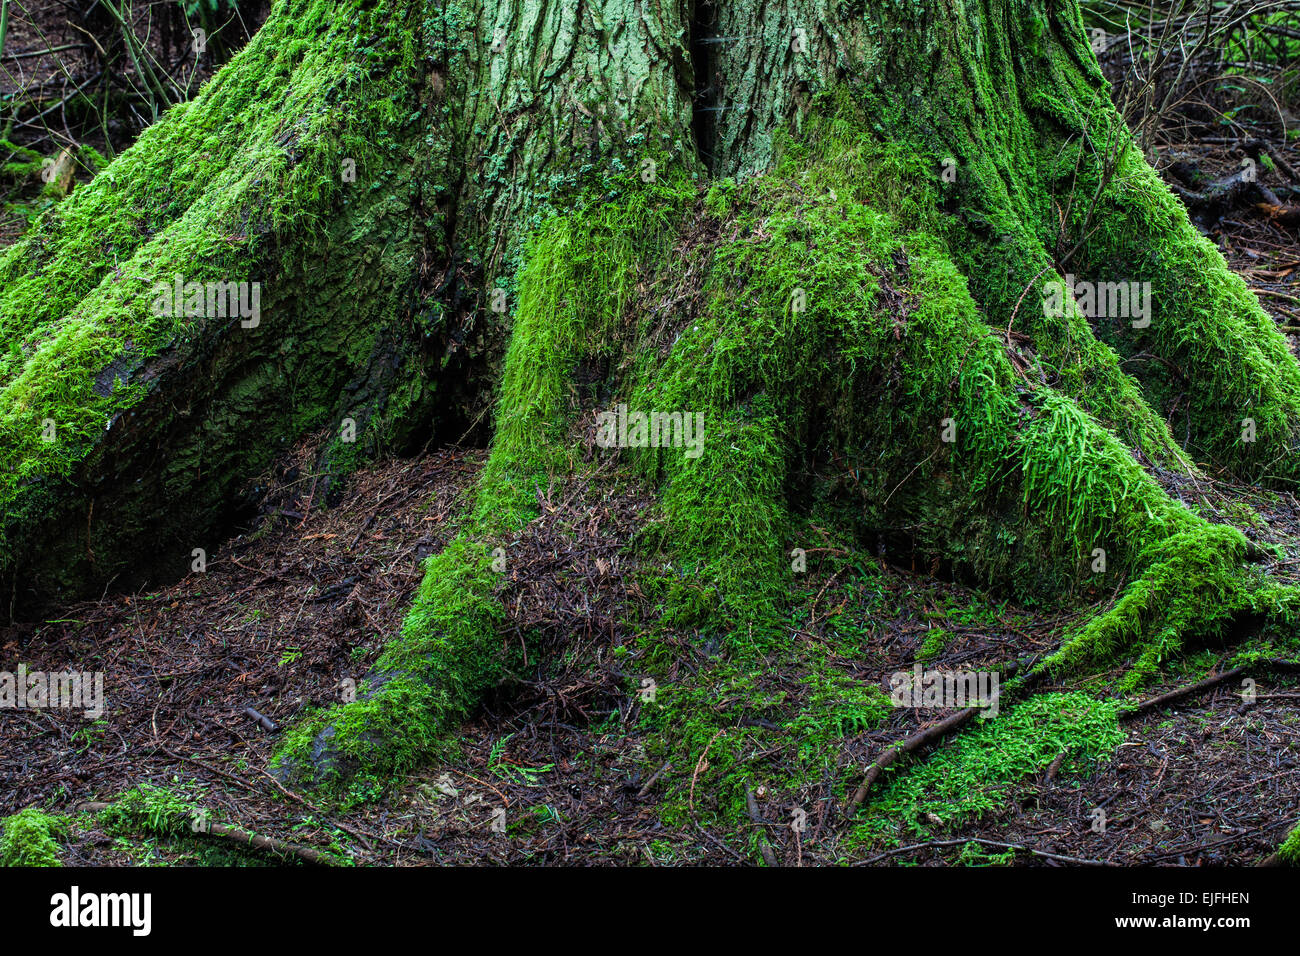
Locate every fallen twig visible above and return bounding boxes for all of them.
[745,789,778,867]
[858,837,1111,867]
[845,707,978,817]
[244,706,278,732]
[1122,666,1246,720]
[844,656,1042,816]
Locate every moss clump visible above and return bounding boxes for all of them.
[637,659,785,830]
[860,693,1123,836]
[0,807,67,867]
[786,671,893,760]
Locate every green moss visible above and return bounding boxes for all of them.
[916,627,950,662]
[0,807,67,867]
[859,692,1123,837]
[1048,526,1300,689]
[1279,821,1300,864]
[1064,139,1300,482]
[0,0,454,607]
[96,783,326,864]
[638,658,781,830]
[275,177,696,788]
[273,537,506,784]
[786,671,892,761]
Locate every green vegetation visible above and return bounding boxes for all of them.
[5,0,1300,868]
[1279,821,1300,864]
[99,783,202,838]
[0,807,67,866]
[279,73,1300,799]
[273,176,692,786]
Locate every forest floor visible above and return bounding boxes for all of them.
[4,28,1300,864]
[3,415,1299,865]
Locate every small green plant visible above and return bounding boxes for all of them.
[1279,822,1300,864]
[956,840,1015,866]
[100,783,203,837]
[916,627,951,662]
[72,718,108,753]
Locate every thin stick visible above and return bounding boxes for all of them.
[859,837,1111,867]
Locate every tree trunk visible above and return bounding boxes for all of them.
[3,0,1298,782]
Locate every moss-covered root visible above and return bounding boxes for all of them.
[1046,526,1300,690]
[1065,143,1300,483]
[273,185,689,788]
[0,807,66,867]
[272,539,505,785]
[640,170,1293,670]
[273,134,1300,787]
[0,0,452,613]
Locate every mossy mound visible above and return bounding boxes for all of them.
[0,807,67,867]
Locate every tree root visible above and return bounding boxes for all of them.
[1121,666,1247,721]
[858,837,1111,867]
